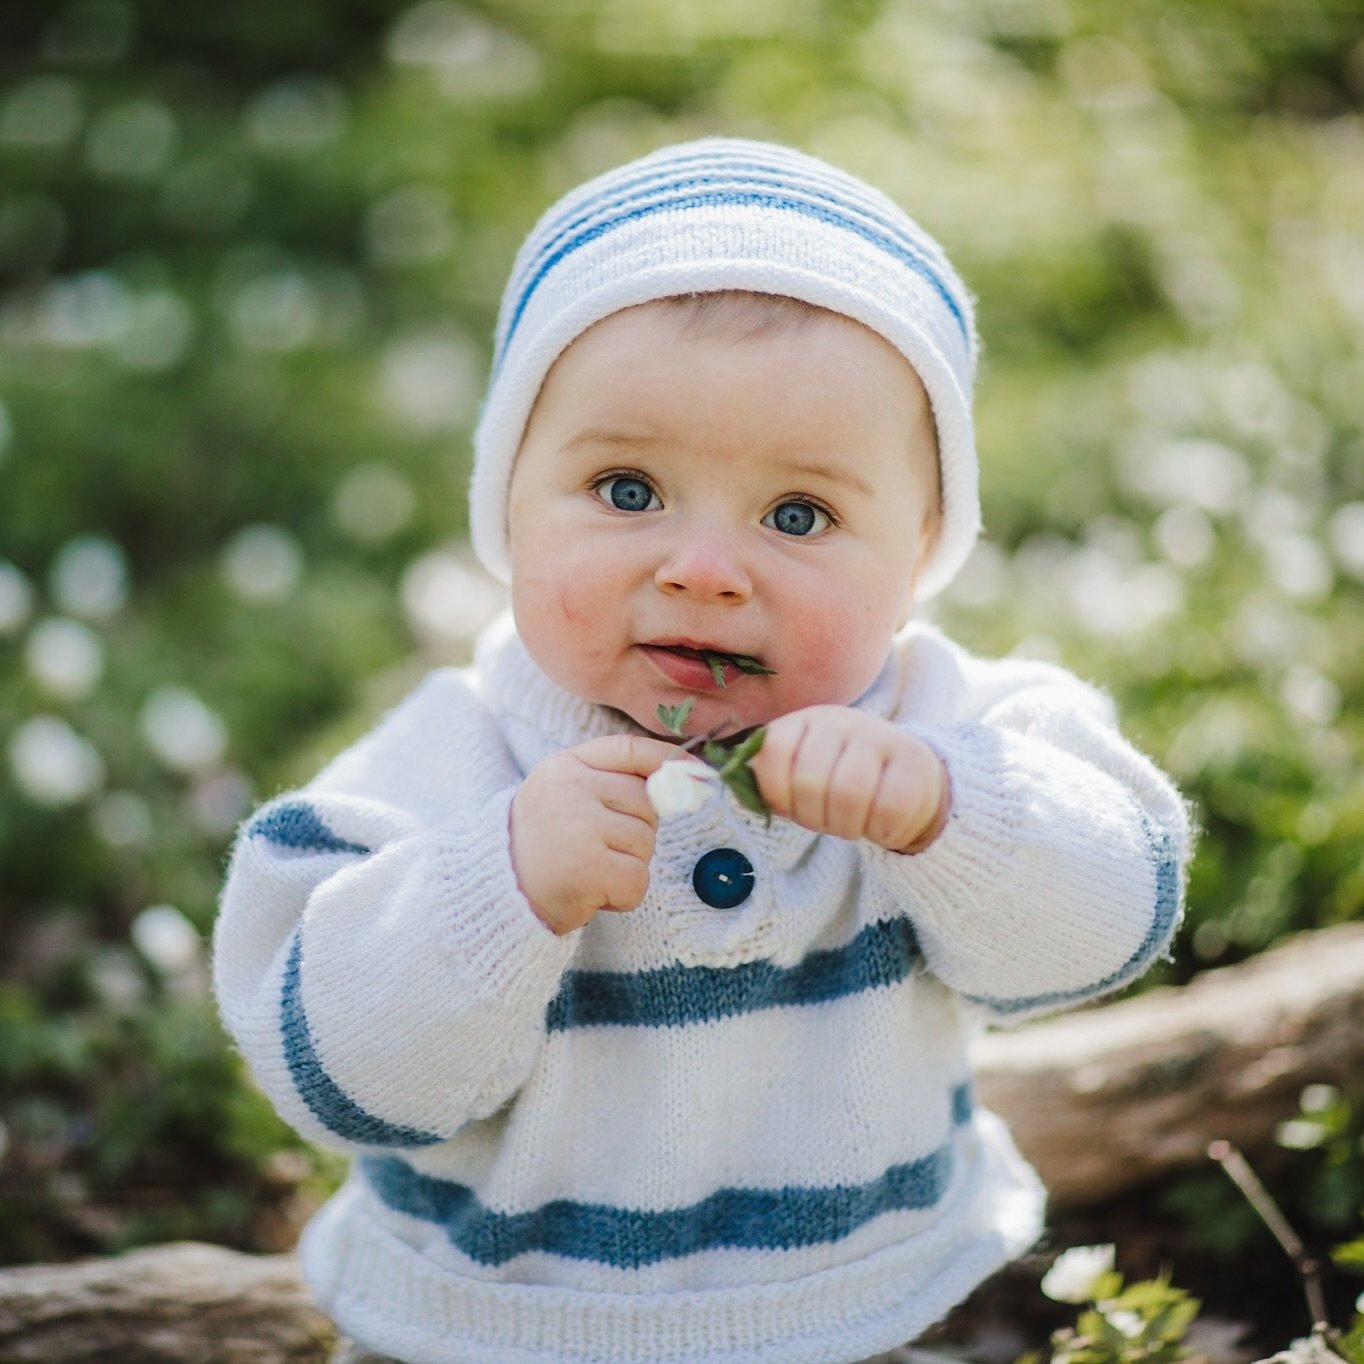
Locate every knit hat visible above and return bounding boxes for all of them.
[470,137,981,599]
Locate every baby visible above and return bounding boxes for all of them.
[214,139,1190,1364]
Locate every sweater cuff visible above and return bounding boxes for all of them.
[870,720,1022,908]
[430,786,577,1006]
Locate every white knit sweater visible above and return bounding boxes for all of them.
[213,614,1188,1364]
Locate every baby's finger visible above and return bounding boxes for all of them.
[573,734,682,779]
[748,710,811,813]
[593,770,662,827]
[595,847,652,911]
[786,723,845,831]
[602,808,657,864]
[823,742,885,842]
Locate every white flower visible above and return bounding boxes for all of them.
[1108,1310,1145,1339]
[1040,1244,1116,1304]
[646,759,717,817]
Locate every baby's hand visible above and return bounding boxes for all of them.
[510,735,681,935]
[750,706,949,854]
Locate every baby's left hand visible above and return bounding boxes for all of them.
[749,706,949,854]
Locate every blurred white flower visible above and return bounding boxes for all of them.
[387,2,543,98]
[1301,1083,1340,1113]
[1108,1310,1145,1339]
[0,560,35,635]
[229,270,319,351]
[1263,533,1332,603]
[1040,1244,1115,1304]
[646,760,717,817]
[187,768,253,837]
[221,524,302,601]
[1069,553,1184,638]
[8,716,106,805]
[49,534,129,620]
[1152,505,1215,569]
[91,790,154,847]
[139,686,228,774]
[115,289,195,371]
[87,945,145,1011]
[24,616,104,699]
[1119,436,1249,515]
[44,2,135,65]
[947,541,1007,608]
[364,185,454,265]
[333,464,415,543]
[379,331,481,432]
[400,546,506,647]
[0,76,83,149]
[1280,664,1341,727]
[86,98,177,179]
[1327,502,1364,579]
[245,76,347,155]
[131,904,201,976]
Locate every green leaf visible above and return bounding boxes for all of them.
[723,763,771,820]
[1333,1237,1364,1273]
[731,654,777,676]
[657,700,694,736]
[702,652,729,687]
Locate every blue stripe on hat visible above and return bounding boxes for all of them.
[506,155,962,345]
[497,187,969,373]
[964,816,1183,1017]
[520,145,958,288]
[546,916,919,1032]
[360,1083,971,1268]
[522,144,949,271]
[248,801,371,857]
[280,930,444,1148]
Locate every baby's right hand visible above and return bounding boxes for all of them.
[510,735,680,935]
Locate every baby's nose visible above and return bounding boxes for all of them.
[654,529,753,602]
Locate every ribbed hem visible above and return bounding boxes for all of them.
[300,1114,1043,1364]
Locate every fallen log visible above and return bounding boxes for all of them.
[0,1240,335,1364]
[973,919,1364,1208]
[2,923,1362,1361]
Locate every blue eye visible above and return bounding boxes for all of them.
[765,500,829,536]
[597,476,658,513]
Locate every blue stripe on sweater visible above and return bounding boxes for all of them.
[964,816,1182,1016]
[280,931,443,1149]
[249,801,371,857]
[360,1083,972,1269]
[499,189,968,372]
[546,916,919,1032]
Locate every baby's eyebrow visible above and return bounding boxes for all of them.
[561,426,664,453]
[775,458,874,499]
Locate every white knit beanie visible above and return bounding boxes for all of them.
[470,137,981,600]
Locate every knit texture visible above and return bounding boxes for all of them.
[469,138,981,600]
[213,614,1188,1364]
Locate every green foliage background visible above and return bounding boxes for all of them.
[1,0,1362,1264]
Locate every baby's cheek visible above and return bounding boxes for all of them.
[777,590,892,706]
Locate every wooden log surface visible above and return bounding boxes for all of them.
[0,1240,335,1364]
[974,919,1364,1208]
[2,923,1362,1361]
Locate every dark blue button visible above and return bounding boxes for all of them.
[692,847,755,909]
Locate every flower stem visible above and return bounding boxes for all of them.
[1208,1139,1328,1329]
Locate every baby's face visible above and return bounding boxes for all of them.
[506,300,938,738]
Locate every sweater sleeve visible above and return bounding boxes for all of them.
[866,648,1190,1025]
[212,672,576,1154]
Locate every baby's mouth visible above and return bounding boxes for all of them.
[643,644,775,690]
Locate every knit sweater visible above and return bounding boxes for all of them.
[213,613,1188,1364]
